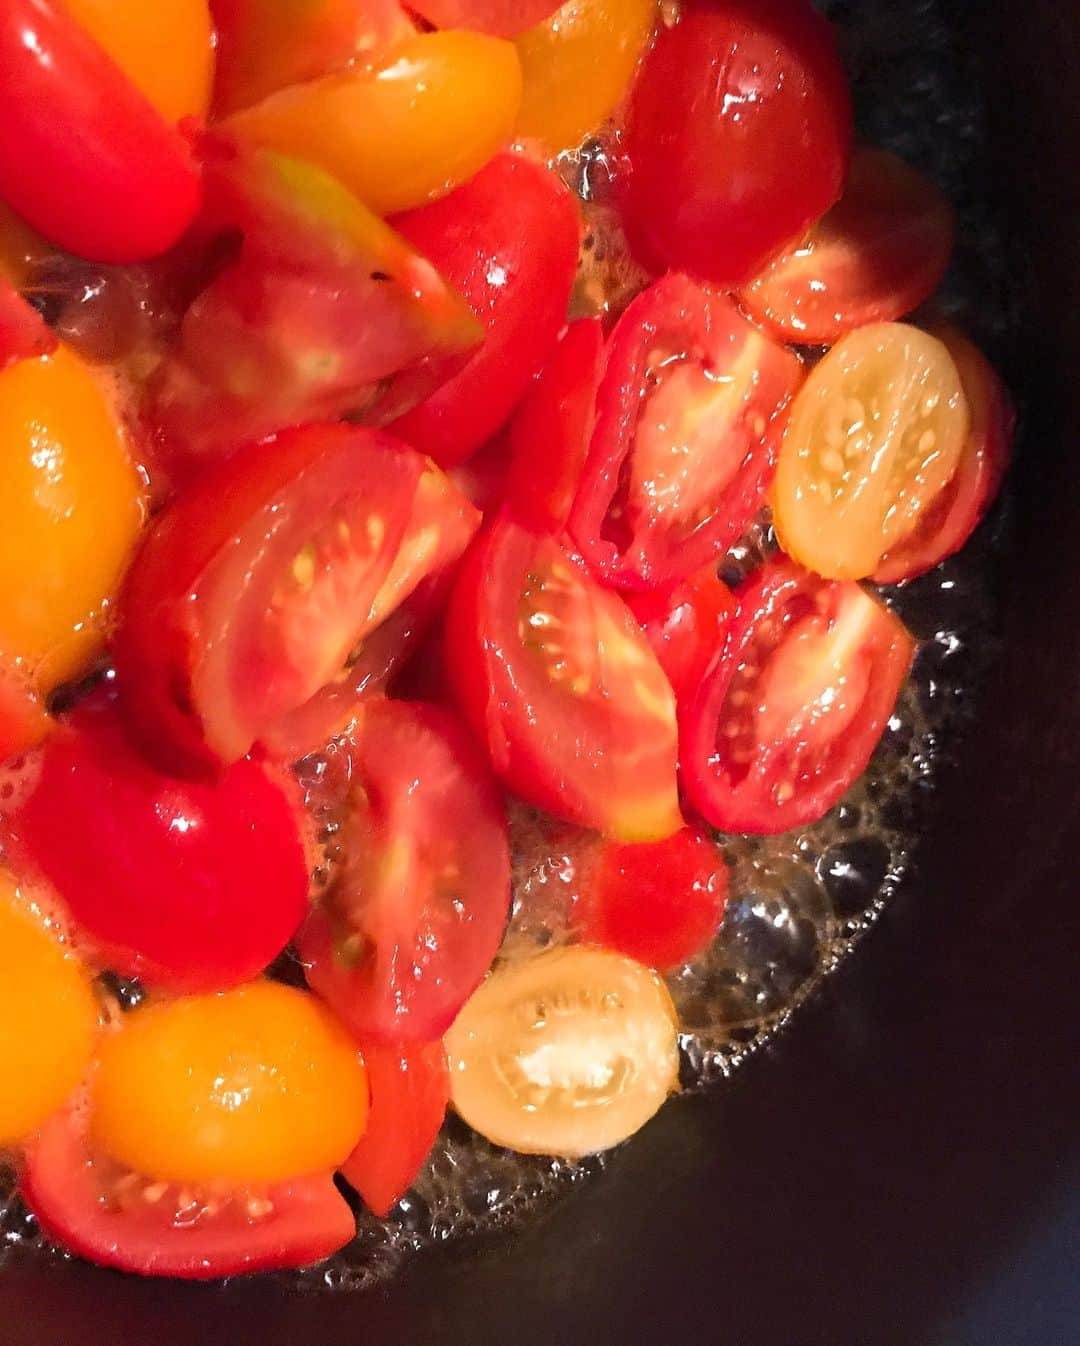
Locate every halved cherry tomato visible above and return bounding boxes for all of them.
[23,1105,356,1279]
[387,153,582,468]
[298,700,511,1043]
[576,826,729,969]
[445,946,679,1157]
[568,275,804,589]
[772,323,970,580]
[0,883,98,1146]
[0,0,202,262]
[446,517,682,841]
[626,568,735,696]
[410,0,561,37]
[619,0,851,287]
[505,317,604,532]
[150,143,482,471]
[874,328,1013,584]
[680,557,915,835]
[0,277,57,369]
[116,424,428,772]
[60,0,214,124]
[340,1040,450,1217]
[739,147,956,344]
[211,0,413,117]
[515,0,657,152]
[6,696,309,991]
[449,429,513,516]
[223,30,521,216]
[0,661,52,763]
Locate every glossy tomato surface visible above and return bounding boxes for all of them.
[5,697,309,992]
[410,0,561,37]
[298,700,511,1044]
[680,557,915,834]
[388,154,581,468]
[620,0,851,286]
[626,568,736,696]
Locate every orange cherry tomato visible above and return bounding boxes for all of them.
[515,0,656,152]
[223,30,522,215]
[59,0,214,124]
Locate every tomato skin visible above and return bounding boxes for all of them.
[620,0,851,287]
[5,697,310,992]
[626,569,735,696]
[388,154,582,468]
[340,1040,449,1217]
[0,662,52,764]
[0,0,202,263]
[0,279,57,369]
[21,1107,356,1279]
[680,557,915,835]
[410,0,561,37]
[568,274,804,590]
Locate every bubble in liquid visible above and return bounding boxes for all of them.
[817,837,893,916]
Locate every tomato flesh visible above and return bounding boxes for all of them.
[626,568,735,696]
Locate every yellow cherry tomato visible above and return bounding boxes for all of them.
[515,0,656,152]
[59,0,214,125]
[224,30,523,216]
[90,982,369,1187]
[0,346,144,690]
[0,878,98,1147]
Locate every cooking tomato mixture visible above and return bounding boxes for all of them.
[0,0,1013,1281]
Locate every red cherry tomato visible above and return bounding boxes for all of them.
[873,328,1013,584]
[739,148,956,344]
[680,557,915,835]
[340,1040,449,1217]
[505,317,604,532]
[0,277,56,368]
[446,517,682,841]
[408,0,561,38]
[619,0,851,287]
[626,568,736,696]
[0,0,202,263]
[298,700,511,1044]
[576,827,729,970]
[568,275,804,590]
[387,154,581,468]
[21,1106,354,1279]
[5,697,309,992]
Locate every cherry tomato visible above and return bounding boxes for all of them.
[449,429,513,517]
[0,883,97,1145]
[576,827,729,969]
[0,344,143,692]
[445,946,679,1156]
[23,1106,357,1279]
[90,983,368,1186]
[0,202,51,288]
[739,147,956,344]
[619,0,851,287]
[0,0,202,262]
[60,0,214,124]
[874,329,1013,584]
[211,0,413,117]
[626,568,736,696]
[223,31,522,216]
[6,697,310,992]
[680,557,915,835]
[150,143,482,471]
[446,517,682,841]
[505,317,604,532]
[772,323,970,580]
[298,700,511,1044]
[0,661,52,763]
[340,1040,450,1217]
[410,0,561,37]
[388,154,582,468]
[568,275,804,590]
[0,277,57,369]
[515,0,657,152]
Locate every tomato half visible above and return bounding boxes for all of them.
[873,328,1013,584]
[626,567,735,696]
[446,517,682,841]
[0,278,56,369]
[387,154,582,468]
[739,147,956,344]
[619,0,851,287]
[568,275,804,589]
[22,1106,356,1279]
[0,0,202,262]
[772,323,969,580]
[298,700,511,1044]
[680,557,915,835]
[409,0,561,37]
[340,1040,450,1217]
[5,697,309,992]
